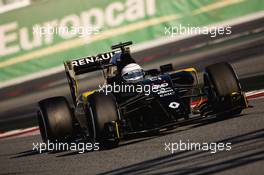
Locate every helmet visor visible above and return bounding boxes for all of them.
[123,69,144,82]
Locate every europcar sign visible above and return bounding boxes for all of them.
[0,0,263,82]
[0,0,156,57]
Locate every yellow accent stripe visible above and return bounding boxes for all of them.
[174,67,197,73]
[182,68,197,73]
[231,92,239,95]
[82,90,96,98]
[243,92,249,108]
[115,122,120,139]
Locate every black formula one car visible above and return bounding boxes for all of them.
[37,41,248,148]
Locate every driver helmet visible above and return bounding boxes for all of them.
[121,63,144,83]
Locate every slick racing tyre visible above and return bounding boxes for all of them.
[204,62,243,115]
[88,92,119,149]
[38,97,74,142]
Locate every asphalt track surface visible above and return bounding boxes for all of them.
[0,96,263,175]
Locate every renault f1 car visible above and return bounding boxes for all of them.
[37,41,248,148]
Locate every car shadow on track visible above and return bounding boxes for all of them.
[11,149,49,158]
[182,113,247,129]
[99,128,264,175]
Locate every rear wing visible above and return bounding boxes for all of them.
[64,51,116,105]
[65,51,116,75]
[64,41,133,105]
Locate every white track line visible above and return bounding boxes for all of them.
[0,127,39,139]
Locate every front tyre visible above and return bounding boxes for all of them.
[204,62,246,116]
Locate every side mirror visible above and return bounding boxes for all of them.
[145,69,160,76]
[160,64,173,73]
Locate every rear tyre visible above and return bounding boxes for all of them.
[88,92,119,149]
[38,97,74,142]
[204,62,243,115]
